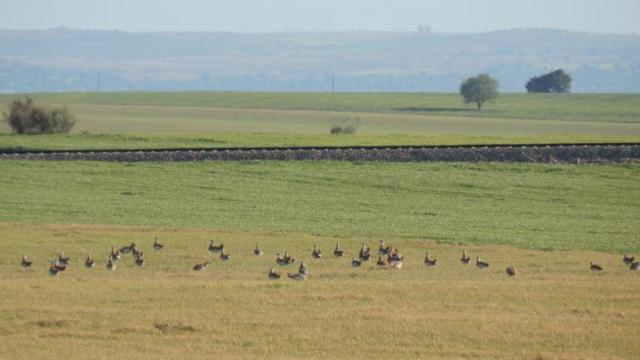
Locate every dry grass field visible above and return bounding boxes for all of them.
[1,223,639,360]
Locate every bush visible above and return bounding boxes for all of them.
[3,97,76,134]
[329,116,359,135]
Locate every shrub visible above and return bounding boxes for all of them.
[3,97,76,134]
[329,116,359,135]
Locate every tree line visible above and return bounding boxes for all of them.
[460,69,572,110]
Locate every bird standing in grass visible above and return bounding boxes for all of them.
[298,261,308,275]
[387,248,404,269]
[505,266,517,277]
[424,251,437,267]
[110,246,120,262]
[590,261,603,272]
[153,237,164,251]
[311,244,323,259]
[208,240,223,254]
[376,256,387,267]
[359,243,371,262]
[476,256,489,269]
[106,258,116,271]
[220,250,230,261]
[85,255,95,268]
[57,252,70,265]
[333,243,344,257]
[120,242,136,255]
[460,250,471,264]
[268,267,280,279]
[21,255,32,269]
[378,240,391,256]
[53,259,66,272]
[623,255,635,265]
[254,244,263,256]
[135,251,145,267]
[630,262,639,271]
[287,272,307,281]
[49,262,60,276]
[352,257,363,268]
[192,261,209,271]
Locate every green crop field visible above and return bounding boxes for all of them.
[1,161,638,253]
[0,92,639,151]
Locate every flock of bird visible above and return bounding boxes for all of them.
[18,238,639,279]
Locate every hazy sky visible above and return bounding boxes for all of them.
[2,0,639,34]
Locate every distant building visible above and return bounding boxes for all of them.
[417,25,432,34]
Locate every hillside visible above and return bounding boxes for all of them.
[1,28,639,93]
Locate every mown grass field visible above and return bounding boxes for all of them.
[1,222,639,360]
[0,92,639,150]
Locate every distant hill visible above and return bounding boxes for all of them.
[0,28,639,93]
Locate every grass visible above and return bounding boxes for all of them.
[2,133,639,152]
[2,92,640,123]
[0,92,639,151]
[1,222,639,359]
[0,161,638,253]
[1,92,639,358]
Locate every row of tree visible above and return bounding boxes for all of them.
[460,69,572,110]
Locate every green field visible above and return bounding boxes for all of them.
[0,92,639,151]
[1,161,638,253]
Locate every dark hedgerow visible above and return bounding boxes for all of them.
[3,97,76,134]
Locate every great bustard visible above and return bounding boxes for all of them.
[351,257,363,267]
[106,258,116,271]
[388,249,404,269]
[378,240,391,256]
[623,255,635,265]
[84,255,95,268]
[220,250,231,261]
[311,244,323,259]
[476,256,489,269]
[287,272,307,281]
[208,240,223,254]
[110,246,120,262]
[460,250,471,264]
[254,244,263,256]
[135,251,145,267]
[57,252,70,265]
[358,243,371,262]
[505,266,517,277]
[424,251,437,267]
[120,242,136,255]
[192,261,209,271]
[333,243,344,257]
[21,255,32,269]
[298,261,309,275]
[631,261,640,271]
[376,256,387,267]
[49,261,60,276]
[590,261,603,272]
[268,267,281,279]
[153,237,164,251]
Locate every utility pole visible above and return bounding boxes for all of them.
[331,72,335,93]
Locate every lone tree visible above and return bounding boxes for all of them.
[3,97,75,134]
[460,74,499,110]
[525,69,572,93]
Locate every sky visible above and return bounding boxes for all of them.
[2,0,640,34]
